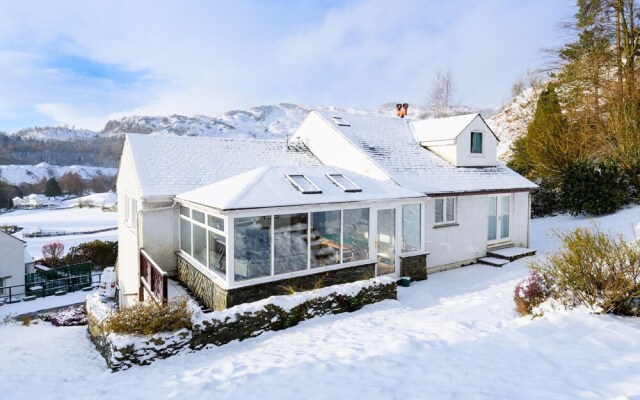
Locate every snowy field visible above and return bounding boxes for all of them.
[1,207,640,399]
[0,205,117,259]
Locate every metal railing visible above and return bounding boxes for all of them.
[140,249,168,303]
[0,272,103,304]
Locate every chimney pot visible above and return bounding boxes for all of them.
[396,102,409,118]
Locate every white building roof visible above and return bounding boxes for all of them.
[312,110,537,195]
[24,248,34,264]
[125,134,322,198]
[176,166,425,210]
[409,113,498,143]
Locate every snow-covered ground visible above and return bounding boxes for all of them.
[0,207,117,259]
[1,207,640,399]
[0,162,117,186]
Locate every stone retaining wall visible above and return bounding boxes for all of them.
[400,253,428,281]
[87,278,396,371]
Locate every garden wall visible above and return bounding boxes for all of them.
[87,277,396,371]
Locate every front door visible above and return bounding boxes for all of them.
[488,195,510,243]
[376,208,396,276]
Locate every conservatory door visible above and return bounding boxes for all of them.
[376,208,396,276]
[487,195,510,243]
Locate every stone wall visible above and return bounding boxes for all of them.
[178,253,376,311]
[87,278,396,371]
[399,253,428,281]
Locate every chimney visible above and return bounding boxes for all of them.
[396,103,409,118]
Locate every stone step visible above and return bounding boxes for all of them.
[478,257,510,267]
[486,247,536,262]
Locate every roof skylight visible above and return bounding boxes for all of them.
[326,174,362,192]
[331,116,350,127]
[286,174,322,194]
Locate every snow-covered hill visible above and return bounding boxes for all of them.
[0,162,117,186]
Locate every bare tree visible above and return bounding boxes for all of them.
[425,67,457,118]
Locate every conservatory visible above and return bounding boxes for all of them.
[173,166,428,310]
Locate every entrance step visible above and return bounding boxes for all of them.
[486,247,536,262]
[478,257,510,267]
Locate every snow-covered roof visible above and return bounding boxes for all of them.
[176,166,425,210]
[313,111,537,194]
[0,230,25,244]
[125,134,322,198]
[410,113,498,143]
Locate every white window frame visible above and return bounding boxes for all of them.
[434,197,456,225]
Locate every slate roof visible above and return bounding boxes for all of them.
[313,110,537,195]
[177,166,425,210]
[126,134,322,198]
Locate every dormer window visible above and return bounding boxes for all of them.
[471,131,483,154]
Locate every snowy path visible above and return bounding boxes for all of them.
[1,207,640,399]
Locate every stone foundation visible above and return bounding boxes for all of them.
[399,253,428,281]
[177,253,376,311]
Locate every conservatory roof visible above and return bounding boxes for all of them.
[176,166,425,210]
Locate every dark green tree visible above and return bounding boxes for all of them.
[44,177,62,198]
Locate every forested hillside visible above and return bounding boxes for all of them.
[507,0,640,216]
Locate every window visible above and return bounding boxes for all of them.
[180,205,190,217]
[331,116,350,126]
[274,213,309,274]
[310,210,341,268]
[402,204,421,252]
[326,174,361,192]
[124,195,130,224]
[343,208,370,261]
[208,231,226,277]
[130,198,138,230]
[471,131,483,154]
[180,217,191,254]
[234,216,272,281]
[286,175,322,194]
[435,197,456,224]
[208,215,225,232]
[192,210,205,224]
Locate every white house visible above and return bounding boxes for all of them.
[0,231,27,298]
[116,110,537,310]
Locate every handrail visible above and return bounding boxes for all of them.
[139,249,168,303]
[140,249,168,276]
[0,272,102,304]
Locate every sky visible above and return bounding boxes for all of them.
[0,0,575,132]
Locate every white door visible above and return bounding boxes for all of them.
[487,195,510,243]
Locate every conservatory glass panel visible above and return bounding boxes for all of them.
[192,210,205,224]
[402,204,421,252]
[180,218,192,254]
[377,208,396,275]
[234,216,272,281]
[274,213,309,274]
[192,224,207,265]
[310,210,341,268]
[343,208,369,262]
[208,215,225,232]
[208,231,226,277]
[180,205,190,217]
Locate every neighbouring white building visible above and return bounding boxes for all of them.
[116,110,537,310]
[0,231,27,298]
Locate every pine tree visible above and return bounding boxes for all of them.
[44,177,62,198]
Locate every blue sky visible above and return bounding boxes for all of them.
[0,0,575,132]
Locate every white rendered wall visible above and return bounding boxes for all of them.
[116,141,143,307]
[293,112,391,182]
[0,233,25,289]
[456,116,497,167]
[425,191,531,270]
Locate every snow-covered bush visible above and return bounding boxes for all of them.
[514,271,550,316]
[532,225,640,316]
[103,297,192,335]
[39,305,87,326]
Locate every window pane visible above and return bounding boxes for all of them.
[327,174,361,192]
[274,213,309,274]
[208,230,226,277]
[343,208,369,262]
[180,205,190,217]
[471,131,483,153]
[193,224,207,265]
[402,204,421,252]
[435,199,444,223]
[130,199,137,229]
[180,218,191,254]
[446,198,455,222]
[500,196,510,239]
[487,197,497,241]
[192,210,205,223]
[310,210,341,268]
[234,216,271,281]
[377,208,396,275]
[208,215,225,232]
